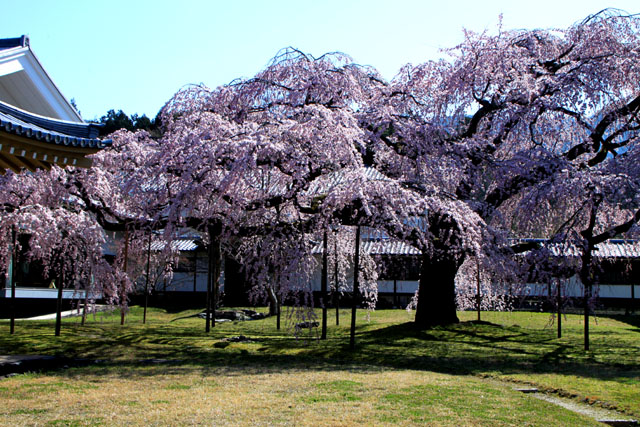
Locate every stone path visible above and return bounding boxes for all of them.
[513,386,638,426]
[19,305,110,321]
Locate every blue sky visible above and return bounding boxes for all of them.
[1,0,638,121]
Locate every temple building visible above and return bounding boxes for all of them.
[0,35,109,173]
[0,35,110,316]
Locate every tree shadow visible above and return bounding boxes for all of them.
[1,317,638,388]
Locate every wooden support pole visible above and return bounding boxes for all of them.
[557,280,562,339]
[350,226,361,350]
[476,257,481,322]
[55,269,64,337]
[394,279,398,309]
[206,228,213,333]
[584,283,591,351]
[9,228,16,334]
[334,231,340,326]
[143,230,151,324]
[192,249,198,294]
[121,228,129,326]
[321,230,328,340]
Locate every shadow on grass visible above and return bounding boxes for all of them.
[1,315,638,390]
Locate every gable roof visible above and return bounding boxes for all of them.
[0,35,81,121]
[0,36,110,172]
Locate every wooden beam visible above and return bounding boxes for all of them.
[0,133,95,172]
[0,152,23,173]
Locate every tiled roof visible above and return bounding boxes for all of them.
[0,35,28,50]
[150,239,200,252]
[0,100,110,149]
[515,238,640,258]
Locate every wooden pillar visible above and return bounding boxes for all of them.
[321,230,328,340]
[393,279,398,309]
[143,230,151,324]
[206,232,213,333]
[55,269,64,337]
[206,224,221,332]
[476,257,481,322]
[121,228,129,326]
[350,226,361,350]
[334,231,340,326]
[192,249,198,294]
[9,228,16,334]
[557,279,562,339]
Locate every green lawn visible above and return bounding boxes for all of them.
[0,307,637,425]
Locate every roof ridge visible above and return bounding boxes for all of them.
[0,100,102,138]
[0,35,28,50]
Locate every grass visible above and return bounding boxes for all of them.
[0,306,638,425]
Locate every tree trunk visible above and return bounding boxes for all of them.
[267,285,280,329]
[81,295,88,326]
[414,251,462,328]
[223,256,247,306]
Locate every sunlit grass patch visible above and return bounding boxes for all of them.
[0,306,637,424]
[10,408,49,415]
[303,379,365,403]
[164,383,191,390]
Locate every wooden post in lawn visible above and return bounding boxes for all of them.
[120,227,130,326]
[584,282,591,351]
[557,279,562,339]
[143,230,152,324]
[55,268,64,337]
[321,230,328,340]
[9,228,16,334]
[211,236,221,329]
[334,230,340,326]
[394,279,398,308]
[475,257,481,322]
[192,249,198,294]
[276,290,281,330]
[350,226,361,350]
[205,223,221,332]
[205,226,213,333]
[581,238,595,352]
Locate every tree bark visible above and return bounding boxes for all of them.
[414,250,462,328]
[266,285,281,329]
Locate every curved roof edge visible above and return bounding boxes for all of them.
[0,100,110,149]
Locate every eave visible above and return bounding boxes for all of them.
[0,101,110,173]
